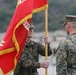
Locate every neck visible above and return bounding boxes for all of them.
[26,38,31,43]
[69,29,76,34]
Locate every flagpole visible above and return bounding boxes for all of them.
[17,0,20,6]
[44,8,48,75]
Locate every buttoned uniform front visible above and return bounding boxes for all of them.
[14,40,52,75]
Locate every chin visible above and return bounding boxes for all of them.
[67,32,69,34]
[28,36,32,38]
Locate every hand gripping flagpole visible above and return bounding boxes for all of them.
[45,8,48,75]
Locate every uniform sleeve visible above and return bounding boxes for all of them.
[18,50,40,68]
[37,42,52,56]
[56,40,68,75]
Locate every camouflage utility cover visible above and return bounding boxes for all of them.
[65,15,76,22]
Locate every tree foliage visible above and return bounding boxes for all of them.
[0,0,76,32]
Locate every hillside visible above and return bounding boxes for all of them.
[0,0,76,32]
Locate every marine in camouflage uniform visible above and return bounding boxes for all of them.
[14,24,52,75]
[56,15,76,75]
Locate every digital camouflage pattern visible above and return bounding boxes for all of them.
[65,15,76,22]
[14,40,52,75]
[63,15,76,25]
[56,34,76,75]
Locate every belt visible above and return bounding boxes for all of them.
[32,69,37,73]
[68,67,76,69]
[68,64,76,69]
[67,63,76,69]
[21,67,37,73]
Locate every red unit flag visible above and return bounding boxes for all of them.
[0,0,48,75]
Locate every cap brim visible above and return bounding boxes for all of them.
[63,22,67,26]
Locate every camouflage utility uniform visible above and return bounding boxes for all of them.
[14,40,52,75]
[56,34,76,75]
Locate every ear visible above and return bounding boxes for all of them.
[67,22,71,28]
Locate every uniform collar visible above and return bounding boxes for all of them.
[25,40,34,47]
